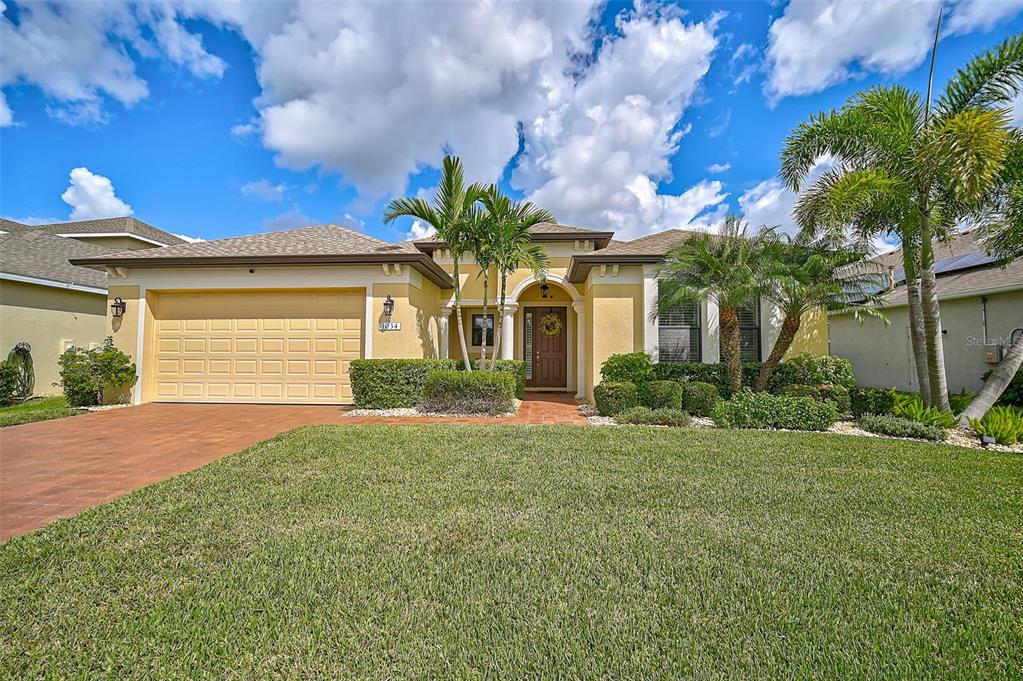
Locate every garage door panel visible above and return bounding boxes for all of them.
[151,289,361,404]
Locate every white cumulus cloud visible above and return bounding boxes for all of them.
[240,179,287,202]
[707,162,731,174]
[738,156,835,235]
[60,167,133,220]
[406,220,436,241]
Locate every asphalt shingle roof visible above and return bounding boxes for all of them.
[31,216,188,246]
[0,230,111,290]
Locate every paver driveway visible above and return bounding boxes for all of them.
[1,396,585,540]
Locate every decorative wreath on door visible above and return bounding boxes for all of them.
[538,313,563,337]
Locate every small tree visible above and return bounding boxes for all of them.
[57,338,137,407]
[657,215,772,394]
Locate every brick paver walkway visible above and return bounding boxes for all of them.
[0,395,585,540]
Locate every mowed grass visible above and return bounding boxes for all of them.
[1,426,1021,679]
[0,396,83,427]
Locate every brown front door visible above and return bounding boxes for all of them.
[526,307,567,388]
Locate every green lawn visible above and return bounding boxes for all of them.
[0,396,84,427]
[2,426,1021,678]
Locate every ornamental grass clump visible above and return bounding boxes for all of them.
[858,414,946,442]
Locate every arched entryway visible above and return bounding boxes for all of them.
[510,275,585,397]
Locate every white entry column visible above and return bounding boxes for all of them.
[500,303,517,360]
[437,310,450,359]
[573,301,586,398]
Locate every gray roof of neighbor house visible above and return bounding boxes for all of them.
[28,216,188,246]
[837,229,1023,309]
[71,224,455,288]
[0,228,112,291]
[413,222,614,252]
[567,228,706,282]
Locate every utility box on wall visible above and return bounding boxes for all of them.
[984,345,1004,364]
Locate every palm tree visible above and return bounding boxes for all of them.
[464,205,498,367]
[754,236,886,391]
[781,31,1023,412]
[478,185,553,369]
[657,215,772,394]
[384,155,484,370]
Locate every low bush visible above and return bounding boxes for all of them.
[779,383,851,415]
[981,367,1023,407]
[615,406,690,427]
[56,338,137,407]
[769,354,856,391]
[419,370,515,415]
[893,394,956,429]
[641,380,683,409]
[471,359,527,399]
[0,360,18,405]
[858,414,946,442]
[712,389,837,432]
[350,359,462,408]
[600,353,654,386]
[652,362,762,395]
[947,391,975,415]
[968,405,1023,446]
[680,381,721,417]
[594,382,640,416]
[850,386,897,418]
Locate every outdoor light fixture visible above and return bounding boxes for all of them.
[980,435,996,447]
[383,294,394,318]
[111,297,127,318]
[540,282,551,299]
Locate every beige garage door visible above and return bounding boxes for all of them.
[150,289,363,404]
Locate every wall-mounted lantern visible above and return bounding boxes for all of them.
[111,297,127,318]
[539,281,551,299]
[383,294,395,318]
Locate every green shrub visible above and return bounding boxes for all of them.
[641,380,683,409]
[779,383,851,415]
[419,370,515,415]
[471,359,527,399]
[968,406,1023,445]
[948,391,975,415]
[893,394,956,428]
[593,382,640,416]
[600,353,654,386]
[768,354,856,391]
[615,406,690,427]
[56,338,137,407]
[981,367,1023,407]
[858,414,946,442]
[350,359,462,408]
[680,381,721,417]
[0,360,19,405]
[712,389,837,431]
[652,362,762,395]
[850,386,897,418]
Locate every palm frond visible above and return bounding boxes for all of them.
[937,33,1023,116]
[922,107,1012,202]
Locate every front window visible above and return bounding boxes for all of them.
[657,282,701,363]
[471,314,494,347]
[736,299,761,362]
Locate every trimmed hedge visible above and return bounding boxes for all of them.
[471,359,526,399]
[0,360,18,405]
[350,359,462,408]
[594,382,640,416]
[858,414,946,442]
[642,380,683,409]
[712,389,837,431]
[850,386,897,418]
[769,354,856,391]
[652,362,762,395]
[680,381,721,417]
[779,383,851,415]
[419,370,515,415]
[600,352,654,386]
[616,406,690,427]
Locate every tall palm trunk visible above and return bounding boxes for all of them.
[959,336,1023,426]
[719,307,742,394]
[490,271,509,370]
[918,225,951,411]
[479,268,490,368]
[754,315,801,392]
[452,258,472,371]
[903,248,931,405]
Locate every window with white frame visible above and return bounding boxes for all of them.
[737,299,761,362]
[657,282,701,363]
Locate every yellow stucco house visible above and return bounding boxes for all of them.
[70,223,827,405]
[0,217,187,394]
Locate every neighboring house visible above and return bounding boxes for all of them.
[71,223,827,405]
[0,217,187,394]
[830,230,1023,393]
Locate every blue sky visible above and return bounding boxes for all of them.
[1,0,1021,245]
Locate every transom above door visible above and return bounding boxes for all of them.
[524,306,567,388]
